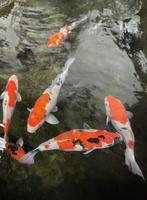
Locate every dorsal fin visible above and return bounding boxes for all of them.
[83,122,92,129]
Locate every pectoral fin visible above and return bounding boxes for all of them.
[0,123,5,128]
[106,116,110,126]
[16,137,24,147]
[45,114,59,125]
[127,111,133,119]
[83,122,92,129]
[51,106,58,113]
[27,108,32,112]
[0,92,5,100]
[83,148,97,155]
[17,93,22,102]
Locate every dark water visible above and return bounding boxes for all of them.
[0,0,147,199]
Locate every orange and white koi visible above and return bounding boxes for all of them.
[19,129,122,165]
[5,138,25,161]
[105,95,144,180]
[27,57,75,133]
[47,16,88,47]
[0,136,25,161]
[0,75,22,140]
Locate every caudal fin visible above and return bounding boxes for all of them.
[51,57,75,87]
[19,150,39,165]
[63,57,75,71]
[71,15,88,29]
[125,148,145,181]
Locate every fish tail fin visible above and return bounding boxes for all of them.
[71,15,88,29]
[19,149,39,165]
[51,57,75,87]
[63,57,75,72]
[125,148,145,181]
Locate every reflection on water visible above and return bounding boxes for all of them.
[0,0,147,199]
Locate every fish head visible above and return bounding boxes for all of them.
[8,75,18,89]
[5,142,25,161]
[105,96,128,125]
[47,32,64,47]
[105,96,116,113]
[47,40,57,47]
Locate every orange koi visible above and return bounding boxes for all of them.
[27,57,75,133]
[0,75,22,140]
[47,16,88,47]
[0,137,25,161]
[19,129,122,165]
[105,95,144,180]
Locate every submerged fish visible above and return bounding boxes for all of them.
[19,129,122,165]
[0,137,25,161]
[47,16,88,47]
[105,95,145,180]
[27,57,75,133]
[0,75,22,140]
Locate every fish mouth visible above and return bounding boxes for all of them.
[9,74,18,81]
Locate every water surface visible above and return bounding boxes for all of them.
[0,0,147,199]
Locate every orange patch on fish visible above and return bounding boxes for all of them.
[58,140,74,150]
[5,143,25,161]
[6,80,17,107]
[47,32,65,47]
[106,96,128,124]
[128,140,134,149]
[28,93,50,127]
[3,119,10,135]
[44,144,50,149]
[55,129,121,150]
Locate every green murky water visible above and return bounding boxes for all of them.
[0,0,147,199]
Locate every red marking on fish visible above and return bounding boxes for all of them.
[28,93,51,127]
[6,80,17,107]
[128,140,134,149]
[44,144,50,149]
[106,96,128,124]
[3,118,10,135]
[53,129,121,151]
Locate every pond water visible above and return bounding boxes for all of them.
[0,0,147,199]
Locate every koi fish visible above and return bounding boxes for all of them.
[47,16,88,47]
[4,138,25,161]
[19,129,122,165]
[105,95,145,180]
[27,57,75,133]
[0,136,25,161]
[0,75,22,140]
